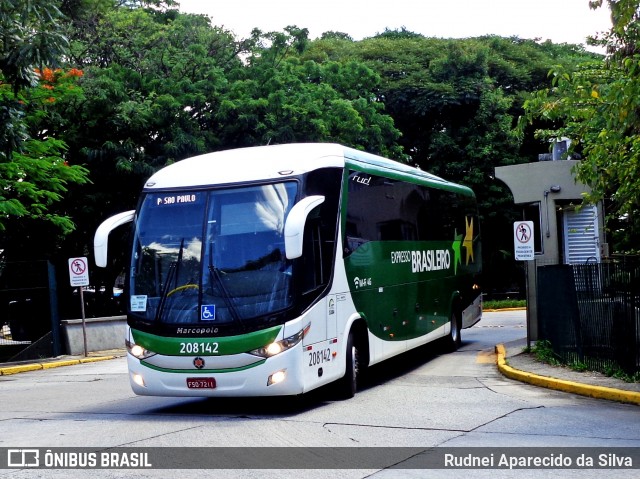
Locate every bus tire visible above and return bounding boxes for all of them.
[336,331,359,399]
[447,311,461,351]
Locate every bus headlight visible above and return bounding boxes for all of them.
[126,339,156,360]
[132,373,146,387]
[267,369,287,386]
[250,329,304,358]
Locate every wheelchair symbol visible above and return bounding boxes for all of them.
[201,305,216,321]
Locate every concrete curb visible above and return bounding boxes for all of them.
[0,355,116,376]
[495,344,640,406]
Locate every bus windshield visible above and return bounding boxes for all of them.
[129,182,297,327]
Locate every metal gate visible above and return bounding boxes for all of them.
[0,260,62,362]
[537,258,640,374]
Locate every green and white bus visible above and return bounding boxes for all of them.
[94,143,482,398]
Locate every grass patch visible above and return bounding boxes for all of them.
[483,299,526,310]
[567,360,589,372]
[530,341,640,381]
[530,340,562,366]
[604,365,640,383]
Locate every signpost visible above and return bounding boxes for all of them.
[513,221,534,348]
[68,257,90,357]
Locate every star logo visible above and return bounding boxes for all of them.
[452,232,463,274]
[463,217,475,265]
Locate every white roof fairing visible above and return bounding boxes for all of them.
[144,143,348,189]
[142,142,466,194]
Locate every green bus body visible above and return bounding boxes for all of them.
[342,155,481,345]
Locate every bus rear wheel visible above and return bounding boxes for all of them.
[336,332,359,399]
[447,311,462,351]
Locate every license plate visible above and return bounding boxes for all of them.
[186,377,216,389]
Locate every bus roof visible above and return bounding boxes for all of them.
[143,143,473,195]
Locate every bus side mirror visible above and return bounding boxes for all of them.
[284,196,325,260]
[94,210,135,267]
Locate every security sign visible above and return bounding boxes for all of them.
[514,221,534,261]
[68,257,90,287]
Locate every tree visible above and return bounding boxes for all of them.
[41,9,405,315]
[523,0,640,251]
[0,1,88,240]
[2,0,602,306]
[218,27,404,157]
[306,32,596,293]
[47,6,242,309]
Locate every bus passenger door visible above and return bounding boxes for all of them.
[302,298,327,346]
[301,295,343,390]
[327,294,338,339]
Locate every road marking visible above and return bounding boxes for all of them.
[476,350,497,363]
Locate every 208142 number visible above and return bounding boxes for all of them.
[308,348,331,366]
[179,342,219,354]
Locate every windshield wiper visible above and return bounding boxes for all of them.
[174,238,185,289]
[208,264,245,331]
[156,261,177,322]
[156,238,184,322]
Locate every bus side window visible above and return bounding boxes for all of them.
[300,210,325,293]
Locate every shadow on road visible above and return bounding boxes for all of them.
[141,337,459,418]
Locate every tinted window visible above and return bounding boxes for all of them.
[344,170,477,255]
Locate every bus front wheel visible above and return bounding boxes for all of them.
[336,332,359,399]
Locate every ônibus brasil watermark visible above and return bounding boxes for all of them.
[1,447,639,470]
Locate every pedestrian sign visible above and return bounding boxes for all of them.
[68,257,90,287]
[514,221,535,261]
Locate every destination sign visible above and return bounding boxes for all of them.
[152,193,201,207]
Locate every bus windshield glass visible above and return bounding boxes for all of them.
[129,182,297,326]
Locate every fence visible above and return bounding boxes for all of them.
[0,260,62,362]
[0,255,129,362]
[537,256,640,375]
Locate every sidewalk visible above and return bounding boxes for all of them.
[0,349,126,376]
[497,338,640,406]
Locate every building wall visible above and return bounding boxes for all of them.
[495,160,605,341]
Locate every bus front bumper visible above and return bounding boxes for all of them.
[127,350,305,397]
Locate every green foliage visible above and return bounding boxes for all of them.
[0,6,405,267]
[65,10,404,177]
[0,0,68,92]
[523,0,640,252]
[482,299,527,310]
[375,27,425,40]
[0,67,89,233]
[0,0,606,301]
[529,341,640,381]
[0,0,69,158]
[568,360,589,372]
[0,138,88,233]
[319,31,354,42]
[0,2,89,237]
[309,33,595,292]
[604,364,640,383]
[531,340,563,366]
[218,54,403,156]
[57,7,243,233]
